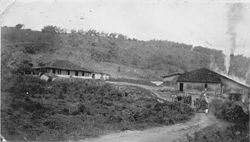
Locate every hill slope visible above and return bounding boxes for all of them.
[1,26,250,81]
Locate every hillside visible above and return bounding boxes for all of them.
[1,25,250,82]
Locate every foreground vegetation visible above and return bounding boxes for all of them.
[184,98,249,142]
[1,76,194,141]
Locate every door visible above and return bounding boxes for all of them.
[204,84,208,89]
[180,83,184,92]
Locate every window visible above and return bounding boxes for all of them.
[52,69,56,74]
[67,70,70,75]
[82,72,85,76]
[75,71,78,76]
[205,84,208,89]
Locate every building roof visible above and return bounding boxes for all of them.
[177,68,221,83]
[177,68,250,89]
[33,60,91,72]
[219,74,250,89]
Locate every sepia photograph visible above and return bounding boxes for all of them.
[0,0,250,141]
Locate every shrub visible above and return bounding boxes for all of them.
[185,124,249,142]
[186,98,250,142]
[2,76,194,141]
[210,99,248,125]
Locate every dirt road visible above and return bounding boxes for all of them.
[76,113,217,142]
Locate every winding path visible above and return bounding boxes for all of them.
[75,113,218,142]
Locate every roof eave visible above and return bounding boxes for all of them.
[176,80,221,84]
[32,66,92,72]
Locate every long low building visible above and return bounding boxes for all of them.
[29,60,111,80]
[163,68,250,103]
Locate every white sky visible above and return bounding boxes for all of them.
[1,0,250,57]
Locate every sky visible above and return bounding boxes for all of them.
[1,0,250,57]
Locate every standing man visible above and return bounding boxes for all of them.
[201,88,209,114]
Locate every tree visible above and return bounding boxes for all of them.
[77,29,85,35]
[109,33,117,39]
[56,27,67,34]
[41,25,64,34]
[117,34,127,40]
[15,24,24,29]
[86,29,98,36]
[71,29,77,34]
[42,25,57,34]
[7,51,33,74]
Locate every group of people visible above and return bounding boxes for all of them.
[175,95,192,105]
[194,88,209,113]
[174,88,209,114]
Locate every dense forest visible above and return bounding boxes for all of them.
[1,25,250,83]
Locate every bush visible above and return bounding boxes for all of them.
[185,124,249,142]
[210,99,248,125]
[186,98,250,142]
[2,76,194,141]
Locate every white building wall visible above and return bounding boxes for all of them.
[73,75,92,79]
[36,68,110,80]
[180,82,221,95]
[61,70,67,75]
[56,74,70,78]
[101,74,110,80]
[70,70,75,76]
[94,74,102,79]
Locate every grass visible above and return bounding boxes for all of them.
[1,75,194,141]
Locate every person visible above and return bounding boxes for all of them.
[172,94,177,102]
[201,88,209,114]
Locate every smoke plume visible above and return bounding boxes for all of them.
[246,66,250,84]
[225,3,245,74]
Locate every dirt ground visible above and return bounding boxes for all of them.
[73,113,222,142]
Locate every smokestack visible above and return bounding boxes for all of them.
[224,3,245,74]
[230,53,234,64]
